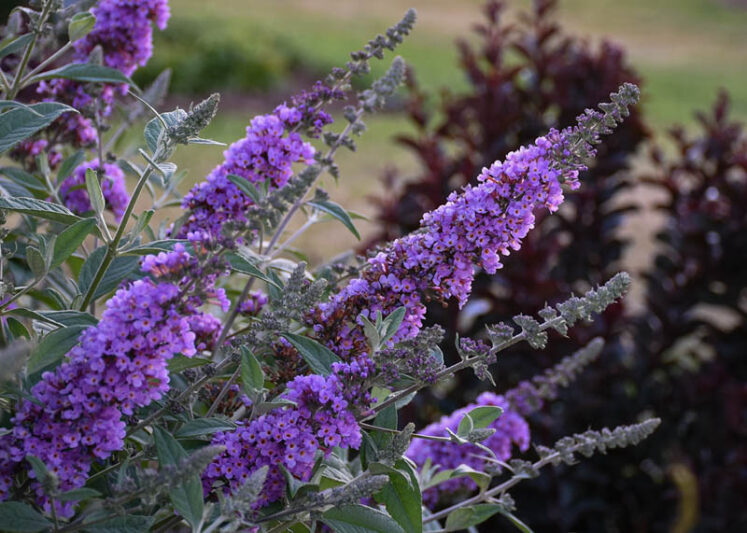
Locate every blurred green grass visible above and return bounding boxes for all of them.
[157,0,746,260]
[162,0,747,125]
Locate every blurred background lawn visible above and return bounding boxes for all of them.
[138,0,747,261]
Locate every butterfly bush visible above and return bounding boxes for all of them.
[200,85,641,507]
[309,90,632,370]
[0,3,662,531]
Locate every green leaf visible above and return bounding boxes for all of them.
[373,461,422,533]
[153,427,204,530]
[30,63,136,87]
[458,406,503,437]
[85,168,105,215]
[57,150,85,184]
[27,325,88,375]
[37,310,97,327]
[252,398,297,416]
[0,177,33,198]
[450,465,491,492]
[56,487,101,502]
[78,246,139,300]
[68,12,96,42]
[308,199,361,240]
[0,502,52,532]
[82,515,154,533]
[467,405,503,429]
[5,317,29,340]
[495,508,534,533]
[6,308,63,327]
[175,418,236,438]
[240,346,264,392]
[281,333,340,376]
[120,239,187,256]
[225,253,281,288]
[26,246,46,279]
[0,34,33,60]
[0,102,77,154]
[280,464,317,500]
[322,504,406,533]
[380,307,406,345]
[445,504,503,531]
[52,218,96,268]
[227,174,261,203]
[0,167,46,193]
[168,355,211,372]
[25,455,51,485]
[0,196,81,225]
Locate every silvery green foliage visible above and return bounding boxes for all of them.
[0,2,659,532]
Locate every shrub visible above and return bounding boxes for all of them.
[0,1,657,531]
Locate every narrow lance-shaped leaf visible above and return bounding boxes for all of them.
[281,333,341,376]
[227,174,261,203]
[307,198,361,240]
[240,346,264,392]
[0,196,81,225]
[27,325,88,375]
[0,502,53,532]
[0,34,34,60]
[85,168,105,216]
[322,504,406,533]
[51,218,97,268]
[444,504,504,532]
[0,103,78,154]
[29,63,136,88]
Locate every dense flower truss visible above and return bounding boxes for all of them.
[310,86,639,371]
[59,159,129,220]
[310,132,580,368]
[204,374,361,507]
[177,104,316,238]
[406,392,530,505]
[0,245,220,515]
[74,0,170,77]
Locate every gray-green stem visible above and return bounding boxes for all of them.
[6,0,54,100]
[363,315,566,420]
[78,164,154,310]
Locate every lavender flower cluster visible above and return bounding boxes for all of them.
[310,131,582,377]
[73,0,170,78]
[406,392,530,505]
[0,245,220,515]
[204,373,361,507]
[178,105,316,239]
[12,0,170,164]
[58,159,129,220]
